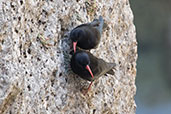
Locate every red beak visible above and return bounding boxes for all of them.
[73,42,77,53]
[86,65,94,78]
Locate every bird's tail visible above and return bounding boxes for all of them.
[106,63,116,75]
[90,16,104,35]
[97,16,104,35]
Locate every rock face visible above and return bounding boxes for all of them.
[0,0,137,114]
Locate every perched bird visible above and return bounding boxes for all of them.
[70,16,104,53]
[70,50,116,93]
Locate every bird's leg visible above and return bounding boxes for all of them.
[81,81,93,95]
[87,81,93,91]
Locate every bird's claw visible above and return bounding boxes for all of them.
[81,87,89,95]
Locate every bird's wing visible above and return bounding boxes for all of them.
[88,52,116,79]
[97,59,116,76]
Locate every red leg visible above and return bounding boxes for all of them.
[87,81,93,91]
[81,81,94,95]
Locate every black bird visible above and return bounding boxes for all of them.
[70,50,116,93]
[70,16,104,53]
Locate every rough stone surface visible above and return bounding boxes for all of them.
[0,0,137,114]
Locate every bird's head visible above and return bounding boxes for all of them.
[75,52,94,78]
[70,29,84,53]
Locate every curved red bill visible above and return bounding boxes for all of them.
[86,65,94,78]
[73,42,77,53]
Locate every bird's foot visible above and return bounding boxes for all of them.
[81,81,93,95]
[81,87,89,95]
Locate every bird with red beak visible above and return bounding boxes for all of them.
[70,50,116,94]
[70,16,104,53]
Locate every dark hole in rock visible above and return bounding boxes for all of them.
[51,79,54,87]
[38,20,42,25]
[37,57,41,61]
[61,27,65,31]
[1,39,4,44]
[108,7,113,13]
[42,21,46,25]
[20,45,23,51]
[23,51,27,58]
[9,110,12,114]
[31,19,34,23]
[30,28,33,33]
[65,78,68,82]
[126,1,129,5]
[59,73,62,77]
[10,3,14,8]
[115,46,117,50]
[18,16,21,21]
[42,9,48,15]
[20,92,23,95]
[46,96,49,101]
[20,0,23,5]
[119,61,121,64]
[127,67,130,70]
[118,90,121,94]
[93,109,96,114]
[52,70,57,77]
[27,48,31,54]
[51,92,56,97]
[104,103,107,107]
[27,85,31,91]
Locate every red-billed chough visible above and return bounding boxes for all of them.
[70,16,104,53]
[70,50,116,93]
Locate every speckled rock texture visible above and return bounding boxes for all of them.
[0,0,137,114]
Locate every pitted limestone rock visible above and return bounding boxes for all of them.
[0,0,137,114]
